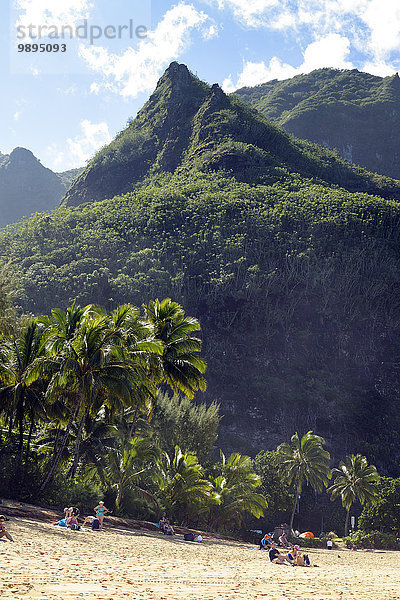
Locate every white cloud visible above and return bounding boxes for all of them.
[13,111,22,121]
[79,3,213,98]
[214,0,294,29]
[215,1,400,75]
[223,57,297,91]
[67,119,112,164]
[46,119,112,170]
[223,33,353,90]
[301,34,353,71]
[15,0,92,30]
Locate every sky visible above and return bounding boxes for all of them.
[1,0,400,171]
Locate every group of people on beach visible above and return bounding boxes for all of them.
[260,532,312,567]
[158,512,175,535]
[58,501,109,531]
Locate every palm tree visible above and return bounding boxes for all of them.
[35,303,155,489]
[158,445,213,523]
[328,454,379,536]
[209,452,267,531]
[276,431,331,534]
[105,435,160,513]
[143,298,207,399]
[0,319,46,476]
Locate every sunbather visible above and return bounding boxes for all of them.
[259,533,273,550]
[0,515,14,542]
[268,542,291,565]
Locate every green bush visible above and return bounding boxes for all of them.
[41,476,104,514]
[344,530,400,550]
[359,477,400,532]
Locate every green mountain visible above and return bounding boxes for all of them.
[235,68,400,180]
[2,63,400,471]
[63,62,400,207]
[0,147,82,227]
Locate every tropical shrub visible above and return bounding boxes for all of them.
[344,530,400,550]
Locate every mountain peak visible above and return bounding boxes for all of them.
[9,147,37,163]
[165,61,191,81]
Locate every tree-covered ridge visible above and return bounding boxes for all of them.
[63,63,400,207]
[234,68,400,179]
[3,169,400,468]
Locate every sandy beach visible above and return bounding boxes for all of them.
[1,518,400,600]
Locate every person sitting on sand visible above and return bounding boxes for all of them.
[260,533,273,550]
[278,532,290,548]
[66,515,80,530]
[287,545,310,566]
[94,501,109,530]
[0,515,14,542]
[268,542,291,565]
[164,521,175,535]
[159,512,167,533]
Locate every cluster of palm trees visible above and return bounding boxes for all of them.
[275,431,380,536]
[0,298,206,489]
[0,298,266,530]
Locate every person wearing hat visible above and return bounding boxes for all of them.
[0,515,14,541]
[287,545,310,566]
[94,501,109,530]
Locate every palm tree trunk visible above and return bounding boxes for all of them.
[7,413,13,442]
[40,393,81,493]
[69,405,90,479]
[115,483,123,513]
[289,486,300,535]
[24,411,35,465]
[344,508,351,537]
[18,410,24,466]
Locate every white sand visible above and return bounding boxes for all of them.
[1,518,400,599]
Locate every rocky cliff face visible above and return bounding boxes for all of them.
[235,69,400,180]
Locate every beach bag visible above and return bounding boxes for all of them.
[184,533,194,541]
[58,519,67,527]
[92,518,100,530]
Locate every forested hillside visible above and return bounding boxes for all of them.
[235,68,400,180]
[2,64,400,473]
[0,148,82,227]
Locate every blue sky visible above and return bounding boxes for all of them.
[2,0,400,171]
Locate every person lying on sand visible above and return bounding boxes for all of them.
[268,542,292,565]
[0,515,14,542]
